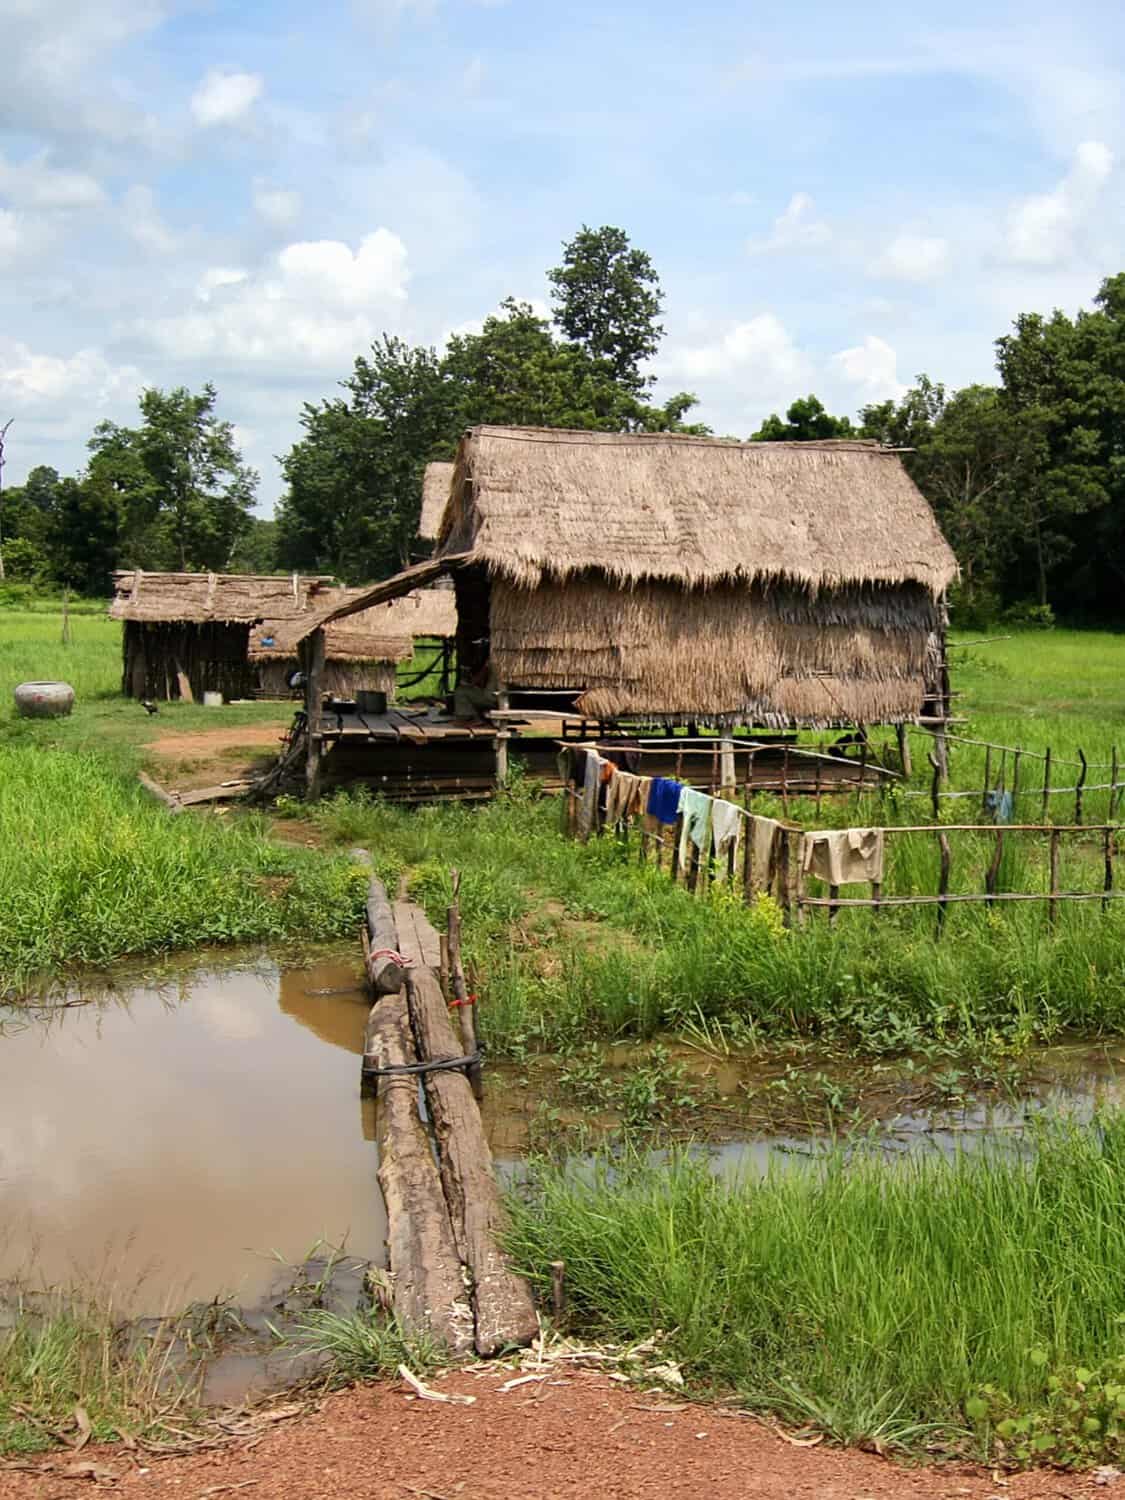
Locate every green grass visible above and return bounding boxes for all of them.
[0,1292,200,1454]
[506,1114,1125,1457]
[0,610,365,995]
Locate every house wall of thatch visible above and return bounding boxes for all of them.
[122,621,256,702]
[489,573,941,726]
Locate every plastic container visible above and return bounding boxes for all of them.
[14,681,75,718]
[202,691,223,708]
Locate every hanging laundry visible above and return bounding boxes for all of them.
[748,815,782,893]
[606,769,646,826]
[801,827,885,886]
[678,786,713,865]
[710,798,743,876]
[647,777,684,826]
[579,752,606,839]
[985,788,1014,824]
[602,742,642,773]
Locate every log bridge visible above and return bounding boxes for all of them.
[355,856,537,1358]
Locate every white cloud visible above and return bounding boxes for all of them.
[0,150,104,209]
[252,182,301,228]
[747,192,831,255]
[832,335,906,402]
[1004,139,1113,267]
[0,337,140,411]
[143,228,410,364]
[0,209,43,266]
[871,233,950,283]
[190,68,264,128]
[196,267,249,302]
[664,313,809,392]
[121,185,179,254]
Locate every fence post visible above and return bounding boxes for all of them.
[1076,748,1087,826]
[1042,747,1052,821]
[1104,827,1114,913]
[670,814,684,883]
[778,828,792,926]
[828,883,840,925]
[1112,746,1120,822]
[985,830,1003,908]
[936,829,951,939]
[928,751,941,821]
[1012,748,1022,822]
[981,744,992,818]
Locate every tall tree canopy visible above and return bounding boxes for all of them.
[547,224,665,393]
[751,394,854,442]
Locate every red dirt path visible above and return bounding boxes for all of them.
[0,1370,1111,1500]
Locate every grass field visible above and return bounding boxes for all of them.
[506,1115,1125,1462]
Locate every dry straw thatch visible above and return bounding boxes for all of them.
[110,570,335,624]
[419,461,455,543]
[440,426,958,595]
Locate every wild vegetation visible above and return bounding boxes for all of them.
[505,1116,1125,1464]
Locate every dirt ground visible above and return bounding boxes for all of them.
[0,1369,1113,1500]
[145,724,291,791]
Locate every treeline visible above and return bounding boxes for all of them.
[7,225,1125,624]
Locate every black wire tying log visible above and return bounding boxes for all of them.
[364,1048,482,1079]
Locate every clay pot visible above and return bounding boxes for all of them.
[14,681,76,718]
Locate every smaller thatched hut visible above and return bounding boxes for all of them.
[110,571,335,701]
[249,587,458,699]
[419,462,455,551]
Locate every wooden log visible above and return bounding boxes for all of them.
[368,996,475,1357]
[393,900,442,969]
[137,770,182,813]
[405,968,538,1356]
[448,871,484,1105]
[365,876,407,995]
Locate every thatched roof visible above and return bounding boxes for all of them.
[252,584,457,662]
[419,462,455,543]
[438,427,958,596]
[110,571,334,625]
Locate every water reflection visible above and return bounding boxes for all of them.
[0,956,383,1314]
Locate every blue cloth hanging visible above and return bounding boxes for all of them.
[647,777,683,825]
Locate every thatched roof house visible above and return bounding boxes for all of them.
[249,587,456,699]
[293,427,959,727]
[419,462,454,548]
[110,570,335,701]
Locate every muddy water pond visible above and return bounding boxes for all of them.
[0,954,385,1313]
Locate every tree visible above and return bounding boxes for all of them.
[48,475,125,595]
[751,395,854,442]
[548,225,665,393]
[277,337,452,582]
[228,517,279,574]
[90,385,258,572]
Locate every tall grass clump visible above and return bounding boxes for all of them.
[0,744,366,995]
[0,1293,199,1454]
[507,1114,1125,1448]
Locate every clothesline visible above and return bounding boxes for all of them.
[559,738,900,777]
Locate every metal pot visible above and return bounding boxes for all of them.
[14,681,75,718]
[356,689,388,715]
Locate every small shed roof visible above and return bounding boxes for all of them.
[253,582,457,661]
[110,571,335,625]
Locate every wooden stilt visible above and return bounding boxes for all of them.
[304,627,325,801]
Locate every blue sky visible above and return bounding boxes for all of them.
[2,0,1123,508]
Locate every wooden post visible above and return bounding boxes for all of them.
[814,756,822,813]
[742,812,754,903]
[981,744,992,818]
[828,882,840,926]
[985,830,1004,908]
[781,746,790,815]
[871,879,883,915]
[1104,828,1114,913]
[1012,748,1022,822]
[61,587,71,646]
[936,829,951,938]
[929,751,941,822]
[720,736,735,795]
[670,814,684,883]
[1042,746,1052,821]
[746,748,756,798]
[1076,748,1087,826]
[447,869,483,1105]
[304,626,325,801]
[896,722,912,779]
[1112,746,1121,823]
[551,1261,566,1323]
[1049,829,1061,928]
[794,839,806,925]
[778,827,792,926]
[687,839,701,894]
